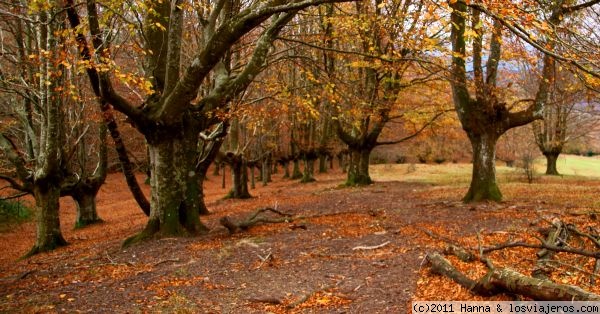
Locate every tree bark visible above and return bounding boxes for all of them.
[346,148,373,186]
[228,155,252,199]
[463,133,502,202]
[291,158,303,179]
[427,252,600,300]
[125,136,208,246]
[301,157,316,183]
[544,151,560,175]
[73,192,101,228]
[318,154,328,173]
[27,183,67,256]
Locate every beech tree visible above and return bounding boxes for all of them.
[67,0,353,243]
[309,0,444,185]
[448,0,599,202]
[0,2,72,254]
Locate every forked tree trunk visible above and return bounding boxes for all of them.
[27,183,67,256]
[463,133,502,202]
[346,148,373,186]
[125,137,208,246]
[544,151,560,175]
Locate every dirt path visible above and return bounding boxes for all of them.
[0,167,588,313]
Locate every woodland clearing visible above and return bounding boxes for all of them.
[1,158,600,313]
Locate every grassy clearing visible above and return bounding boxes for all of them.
[370,163,523,186]
[371,154,600,186]
[534,154,600,178]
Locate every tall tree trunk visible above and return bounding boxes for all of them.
[292,158,302,179]
[228,156,251,199]
[544,151,560,175]
[464,133,502,202]
[319,154,328,173]
[301,157,316,183]
[282,160,290,178]
[346,148,373,186]
[28,183,67,256]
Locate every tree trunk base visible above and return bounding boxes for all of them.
[462,183,502,203]
[74,218,103,229]
[344,173,373,186]
[123,217,208,248]
[24,235,67,258]
[300,176,316,183]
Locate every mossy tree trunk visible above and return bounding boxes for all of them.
[73,191,101,228]
[226,154,251,199]
[28,182,67,256]
[126,133,208,245]
[544,151,560,175]
[318,153,328,173]
[346,147,373,186]
[291,158,303,179]
[463,133,502,202]
[448,2,563,202]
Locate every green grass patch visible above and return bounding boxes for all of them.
[370,155,600,187]
[0,199,33,231]
[535,154,600,178]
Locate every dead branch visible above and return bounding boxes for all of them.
[153,258,180,267]
[352,241,390,251]
[426,251,600,301]
[482,241,600,259]
[220,207,297,234]
[533,220,568,280]
[247,297,282,305]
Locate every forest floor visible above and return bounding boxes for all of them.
[1,162,600,313]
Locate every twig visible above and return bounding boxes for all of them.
[0,192,28,201]
[16,270,34,280]
[476,229,484,260]
[153,258,180,267]
[352,241,391,251]
[247,297,282,305]
[105,251,117,265]
[256,251,272,269]
[482,241,600,258]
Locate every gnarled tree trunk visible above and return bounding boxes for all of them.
[125,134,208,245]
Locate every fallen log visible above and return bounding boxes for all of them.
[426,252,600,301]
[220,207,297,234]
